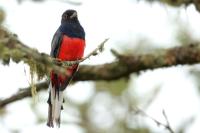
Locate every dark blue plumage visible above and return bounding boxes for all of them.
[59,22,85,39]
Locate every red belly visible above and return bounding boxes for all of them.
[51,35,85,86]
[58,35,85,61]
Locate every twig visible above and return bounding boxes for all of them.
[81,38,109,62]
[162,110,175,133]
[55,38,109,67]
[134,108,175,133]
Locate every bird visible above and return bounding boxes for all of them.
[47,9,85,128]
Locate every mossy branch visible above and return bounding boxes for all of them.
[0,26,108,78]
[1,43,200,107]
[1,26,200,107]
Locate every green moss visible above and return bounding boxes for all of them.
[35,63,49,80]
[27,59,38,98]
[11,49,25,63]
[2,48,10,65]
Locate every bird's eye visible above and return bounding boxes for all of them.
[62,14,67,19]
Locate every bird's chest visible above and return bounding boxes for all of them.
[58,35,85,61]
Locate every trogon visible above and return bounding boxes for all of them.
[47,9,85,128]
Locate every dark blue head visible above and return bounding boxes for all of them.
[59,9,85,39]
[61,9,78,23]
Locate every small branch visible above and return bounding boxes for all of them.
[0,82,48,108]
[80,38,109,62]
[134,108,175,133]
[55,38,109,67]
[162,110,175,133]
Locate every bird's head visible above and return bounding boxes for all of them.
[61,9,78,23]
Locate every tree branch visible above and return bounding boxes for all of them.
[1,43,200,108]
[75,43,200,81]
[0,82,48,108]
[1,26,200,107]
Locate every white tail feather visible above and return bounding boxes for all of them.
[49,82,64,127]
[50,83,55,120]
[54,91,64,126]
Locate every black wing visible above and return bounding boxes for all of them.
[50,29,63,58]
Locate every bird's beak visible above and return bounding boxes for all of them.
[70,12,77,18]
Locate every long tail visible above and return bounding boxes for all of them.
[47,66,78,127]
[47,82,64,128]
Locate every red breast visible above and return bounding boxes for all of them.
[58,35,85,61]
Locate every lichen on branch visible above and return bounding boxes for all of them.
[0,26,108,79]
[1,25,200,107]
